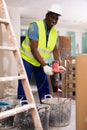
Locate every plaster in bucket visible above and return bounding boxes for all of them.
[14,100,50,130]
[42,94,71,127]
[0,97,20,130]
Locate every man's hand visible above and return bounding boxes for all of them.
[43,65,53,75]
[58,65,66,71]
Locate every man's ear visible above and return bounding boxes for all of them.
[45,13,48,18]
[46,12,51,20]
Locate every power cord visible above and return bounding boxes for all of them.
[33,75,47,96]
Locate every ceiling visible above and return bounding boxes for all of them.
[5,0,87,29]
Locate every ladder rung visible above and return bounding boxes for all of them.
[0,104,35,120]
[0,18,9,24]
[0,46,17,51]
[0,75,25,82]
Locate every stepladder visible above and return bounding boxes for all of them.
[0,0,43,129]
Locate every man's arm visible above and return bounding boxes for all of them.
[30,39,46,67]
[30,39,53,75]
[53,45,60,61]
[53,45,66,71]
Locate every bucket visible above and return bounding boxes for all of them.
[0,97,20,130]
[42,94,71,127]
[14,101,50,130]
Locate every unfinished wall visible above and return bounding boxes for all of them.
[0,7,20,98]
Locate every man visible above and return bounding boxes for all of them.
[17,4,63,103]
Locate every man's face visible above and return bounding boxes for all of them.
[46,12,59,29]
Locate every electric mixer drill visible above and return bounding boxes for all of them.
[51,61,66,98]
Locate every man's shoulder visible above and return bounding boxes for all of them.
[29,22,38,31]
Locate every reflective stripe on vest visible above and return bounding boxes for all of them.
[20,20,58,66]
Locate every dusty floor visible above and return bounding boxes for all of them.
[0,88,76,130]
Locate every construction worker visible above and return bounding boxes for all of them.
[17,4,63,103]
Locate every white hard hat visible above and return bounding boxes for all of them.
[48,4,62,16]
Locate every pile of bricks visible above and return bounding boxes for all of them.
[61,56,76,99]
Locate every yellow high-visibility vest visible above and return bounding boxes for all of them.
[20,20,58,66]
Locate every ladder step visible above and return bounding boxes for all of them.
[0,46,17,51]
[0,104,35,120]
[0,75,25,82]
[0,18,9,24]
